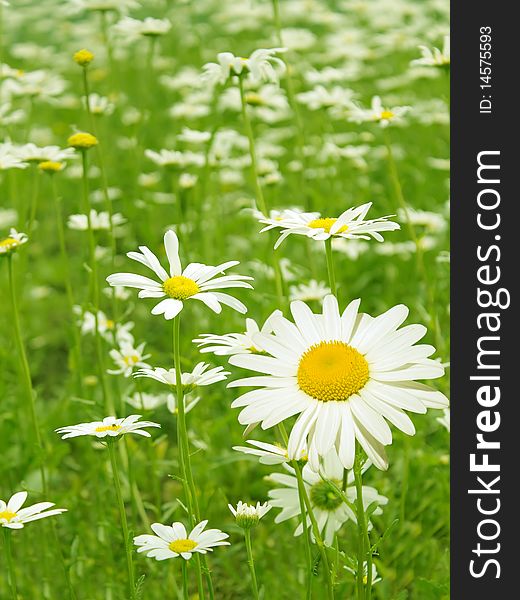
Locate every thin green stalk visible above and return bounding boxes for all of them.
[173,317,207,600]
[244,529,260,600]
[50,174,84,395]
[82,67,92,124]
[27,163,40,234]
[7,255,47,495]
[3,528,18,600]
[181,559,189,600]
[324,238,337,298]
[238,76,267,216]
[107,440,135,600]
[353,448,367,600]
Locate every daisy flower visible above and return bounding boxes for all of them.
[411,36,450,68]
[135,362,229,392]
[113,16,171,39]
[107,341,151,377]
[1,491,67,529]
[106,230,253,319]
[268,448,387,545]
[233,439,308,465]
[228,501,271,529]
[56,415,160,440]
[289,280,331,303]
[134,520,230,561]
[193,310,282,356]
[125,392,200,414]
[350,96,410,127]
[228,295,448,470]
[202,48,286,86]
[68,210,126,231]
[0,143,28,170]
[259,203,399,249]
[345,561,382,585]
[0,229,28,255]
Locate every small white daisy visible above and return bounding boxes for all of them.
[107,341,151,378]
[134,519,230,561]
[289,280,331,303]
[345,561,382,585]
[55,415,160,440]
[1,492,67,529]
[202,48,286,86]
[106,230,253,319]
[228,501,271,529]
[232,440,308,465]
[411,36,450,68]
[350,96,410,127]
[0,228,28,255]
[135,362,229,392]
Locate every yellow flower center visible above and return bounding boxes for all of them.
[308,218,348,234]
[105,320,115,330]
[0,237,19,250]
[163,276,200,300]
[0,510,17,522]
[380,110,394,120]
[68,132,98,150]
[123,355,140,366]
[169,539,198,553]
[245,92,264,106]
[297,341,369,401]
[39,160,64,173]
[95,424,122,433]
[73,49,94,67]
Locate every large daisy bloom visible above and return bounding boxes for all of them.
[193,310,282,356]
[259,203,399,249]
[56,415,160,439]
[134,520,230,561]
[228,295,448,470]
[268,448,387,545]
[1,492,67,529]
[106,230,253,319]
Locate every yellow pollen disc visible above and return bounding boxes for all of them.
[380,110,394,120]
[163,276,199,300]
[106,320,115,330]
[0,237,19,249]
[123,355,140,366]
[308,218,348,234]
[169,539,198,553]
[0,510,17,522]
[297,341,369,402]
[95,424,122,433]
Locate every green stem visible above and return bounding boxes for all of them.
[27,163,40,235]
[324,238,337,298]
[3,528,18,600]
[7,255,47,495]
[107,441,135,600]
[244,529,260,600]
[181,559,189,600]
[353,448,367,600]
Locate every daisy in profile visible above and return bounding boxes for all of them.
[229,295,448,470]
[193,310,282,356]
[202,48,286,86]
[233,440,308,465]
[259,203,399,249]
[350,96,410,127]
[134,519,229,561]
[228,501,271,529]
[112,16,171,40]
[0,229,28,255]
[56,415,160,440]
[289,280,330,303]
[1,491,66,529]
[268,448,387,545]
[411,36,450,69]
[135,362,229,392]
[107,340,151,378]
[106,230,253,319]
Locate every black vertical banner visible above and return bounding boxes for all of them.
[451,2,515,597]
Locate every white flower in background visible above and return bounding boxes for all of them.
[350,96,410,127]
[0,103,25,126]
[113,16,171,39]
[56,415,160,439]
[0,209,18,228]
[3,69,66,101]
[297,85,355,111]
[345,561,382,585]
[107,341,151,377]
[66,0,139,15]
[103,285,131,301]
[177,127,211,144]
[202,48,286,86]
[259,203,399,249]
[290,280,331,303]
[106,230,253,319]
[134,520,230,561]
[412,36,450,68]
[125,392,170,411]
[437,407,450,432]
[74,307,134,344]
[233,440,308,465]
[68,210,126,231]
[15,143,75,163]
[332,238,370,260]
[0,228,28,254]
[135,362,229,392]
[397,207,447,233]
[83,93,115,116]
[179,173,198,189]
[228,501,271,529]
[268,448,387,544]
[0,144,28,170]
[145,149,205,169]
[193,310,281,356]
[1,492,67,529]
[229,295,448,470]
